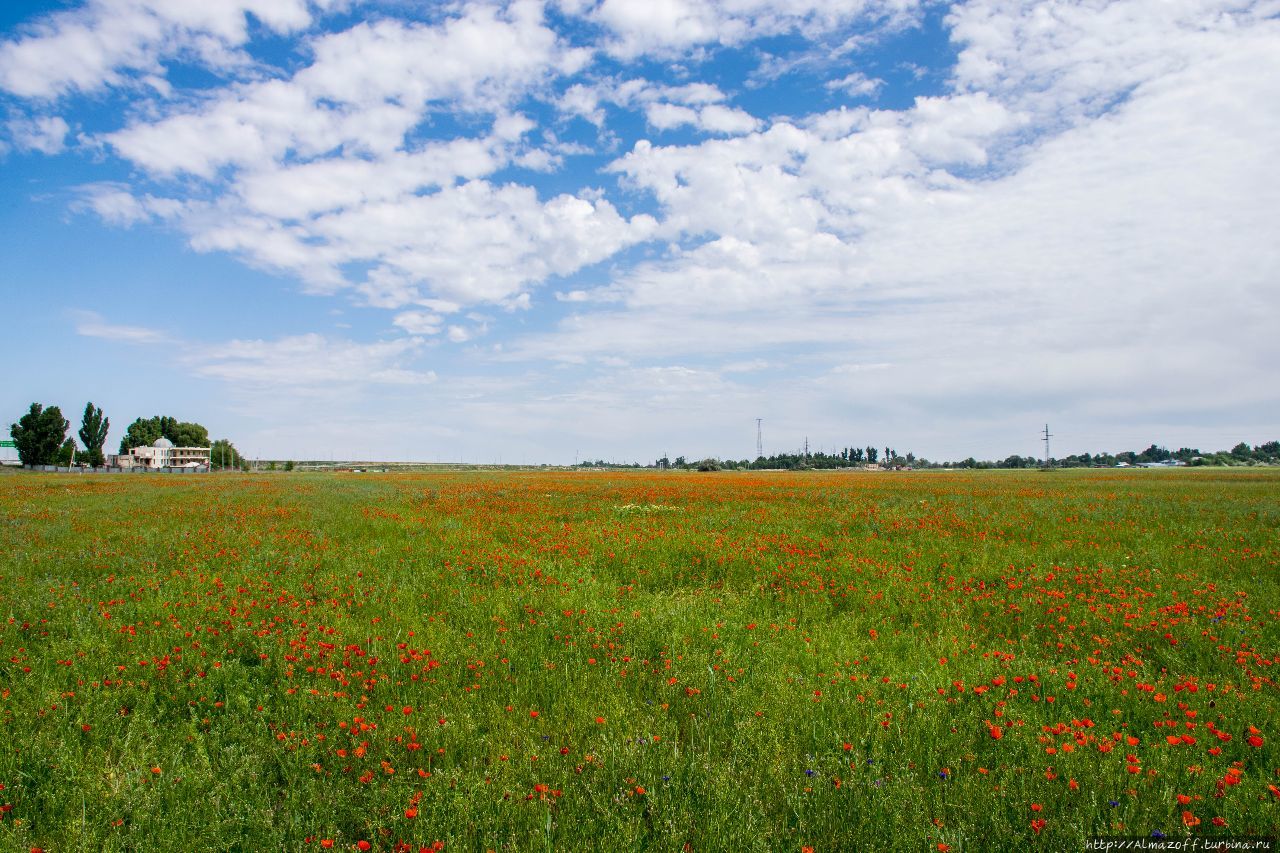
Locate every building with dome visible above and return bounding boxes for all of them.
[113,437,210,470]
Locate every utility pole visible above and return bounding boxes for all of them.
[1042,424,1053,467]
[756,418,763,460]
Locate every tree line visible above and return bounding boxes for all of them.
[643,440,1280,471]
[7,402,246,470]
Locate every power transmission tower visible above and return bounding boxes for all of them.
[756,418,763,459]
[1042,424,1053,467]
[803,437,809,458]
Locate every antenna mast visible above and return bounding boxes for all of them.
[1042,424,1053,467]
[756,418,763,459]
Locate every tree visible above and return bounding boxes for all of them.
[78,402,109,467]
[169,421,209,447]
[120,415,211,453]
[284,460,295,472]
[120,417,163,453]
[865,446,878,463]
[10,403,70,465]
[55,438,76,466]
[1136,444,1171,463]
[210,439,244,471]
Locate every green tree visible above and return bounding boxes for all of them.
[120,416,163,453]
[120,415,211,453]
[10,403,70,465]
[209,439,243,471]
[78,402,110,467]
[865,446,878,463]
[169,421,209,447]
[55,438,76,466]
[284,460,295,472]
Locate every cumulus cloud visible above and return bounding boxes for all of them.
[825,72,883,98]
[7,115,69,153]
[589,0,922,58]
[0,0,311,98]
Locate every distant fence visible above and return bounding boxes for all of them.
[21,464,211,474]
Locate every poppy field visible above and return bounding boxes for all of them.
[1,468,1277,852]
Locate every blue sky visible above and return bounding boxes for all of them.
[1,0,1277,464]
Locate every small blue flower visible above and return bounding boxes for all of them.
[662,775,670,782]
[805,769,816,777]
[1151,831,1166,839]
[1109,800,1119,807]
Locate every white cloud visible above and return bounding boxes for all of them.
[589,0,921,58]
[8,115,69,153]
[68,3,656,312]
[72,310,171,344]
[192,333,436,388]
[75,182,186,226]
[392,311,445,336]
[645,102,760,134]
[503,0,1280,453]
[105,4,575,178]
[0,0,311,98]
[825,71,883,98]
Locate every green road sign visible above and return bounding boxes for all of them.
[0,440,16,448]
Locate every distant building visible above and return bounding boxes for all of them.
[113,437,210,469]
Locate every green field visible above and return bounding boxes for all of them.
[1,469,1277,851]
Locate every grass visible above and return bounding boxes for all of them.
[0,468,1277,851]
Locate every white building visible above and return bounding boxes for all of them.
[115,437,210,469]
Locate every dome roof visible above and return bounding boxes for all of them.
[152,437,174,448]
